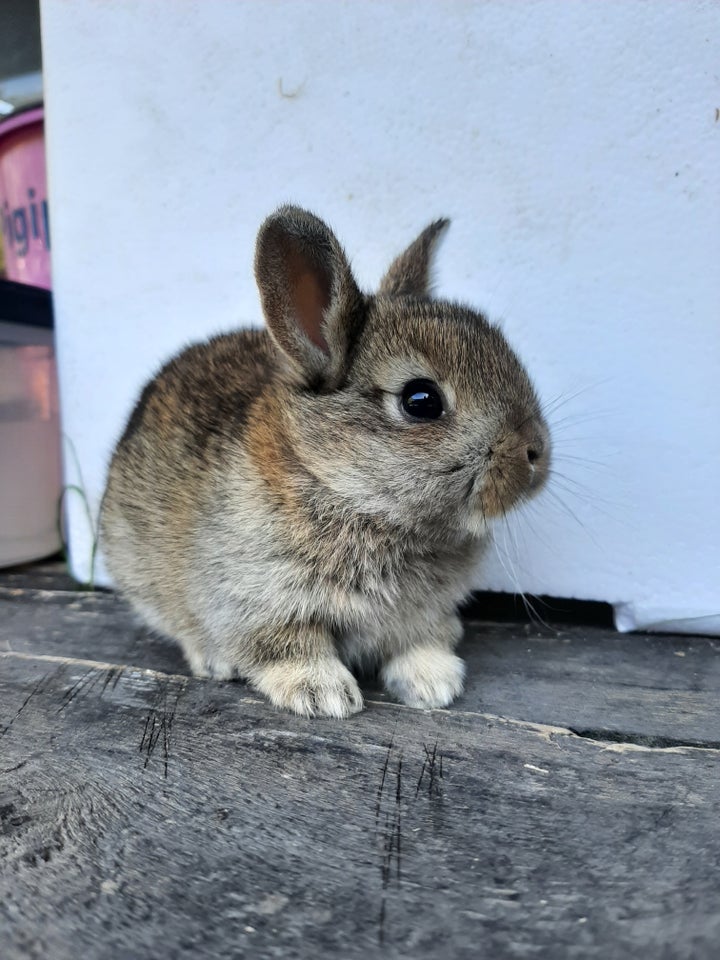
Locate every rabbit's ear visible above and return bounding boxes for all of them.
[255,206,364,383]
[378,219,450,298]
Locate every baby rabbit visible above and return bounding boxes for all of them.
[101,206,549,717]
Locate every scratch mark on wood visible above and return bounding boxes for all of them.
[0,671,57,738]
[57,668,103,714]
[395,753,403,882]
[376,741,404,944]
[378,896,386,945]
[417,740,445,800]
[415,755,428,797]
[375,736,394,823]
[138,680,186,778]
[101,667,118,696]
[0,760,27,774]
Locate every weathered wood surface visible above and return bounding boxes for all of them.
[1,564,719,959]
[3,581,718,745]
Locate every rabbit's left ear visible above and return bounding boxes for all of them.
[255,205,364,384]
[378,219,450,298]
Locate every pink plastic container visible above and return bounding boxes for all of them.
[0,107,51,289]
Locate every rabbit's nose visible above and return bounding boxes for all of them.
[526,437,545,464]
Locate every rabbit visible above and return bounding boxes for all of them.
[101,205,550,718]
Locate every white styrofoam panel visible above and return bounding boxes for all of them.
[40,0,720,632]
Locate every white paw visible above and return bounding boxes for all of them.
[185,650,237,680]
[250,658,364,719]
[381,647,465,709]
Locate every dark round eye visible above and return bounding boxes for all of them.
[400,379,444,420]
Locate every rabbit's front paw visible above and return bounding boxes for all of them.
[381,646,465,709]
[185,648,238,681]
[250,657,364,718]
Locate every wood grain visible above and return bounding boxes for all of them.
[1,564,719,959]
[2,583,719,743]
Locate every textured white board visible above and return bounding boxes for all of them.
[40,0,720,633]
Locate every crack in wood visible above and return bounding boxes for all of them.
[0,760,27,775]
[0,650,191,682]
[568,727,720,753]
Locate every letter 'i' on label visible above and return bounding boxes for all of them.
[1,202,11,244]
[13,208,28,256]
[29,188,40,238]
[42,199,50,250]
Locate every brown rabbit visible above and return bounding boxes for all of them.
[101,206,549,717]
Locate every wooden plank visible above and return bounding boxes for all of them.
[0,559,79,593]
[2,586,719,744]
[1,652,719,959]
[0,590,188,676]
[458,620,720,747]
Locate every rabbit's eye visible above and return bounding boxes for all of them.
[400,379,444,420]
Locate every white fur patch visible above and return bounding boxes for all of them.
[185,649,237,680]
[381,646,466,709]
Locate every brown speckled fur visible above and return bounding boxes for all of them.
[101,206,550,717]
